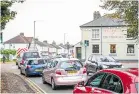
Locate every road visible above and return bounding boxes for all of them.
[1,62,138,94]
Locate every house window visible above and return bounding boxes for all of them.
[127,44,134,53]
[110,44,116,53]
[92,45,99,53]
[92,29,99,39]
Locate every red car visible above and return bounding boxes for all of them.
[73,68,138,94]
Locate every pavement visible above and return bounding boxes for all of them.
[0,62,138,94]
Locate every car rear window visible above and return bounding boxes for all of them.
[60,60,83,70]
[23,52,40,59]
[28,59,45,65]
[136,83,138,92]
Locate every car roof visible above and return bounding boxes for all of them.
[69,58,79,60]
[100,68,138,82]
[26,58,43,60]
[54,58,69,61]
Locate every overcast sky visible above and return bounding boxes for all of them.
[3,0,109,45]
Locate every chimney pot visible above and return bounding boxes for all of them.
[93,11,101,20]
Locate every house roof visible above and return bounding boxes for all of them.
[43,42,54,48]
[51,44,61,49]
[4,34,33,44]
[34,40,46,47]
[80,16,128,27]
[59,44,67,49]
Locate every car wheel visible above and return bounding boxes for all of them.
[51,78,57,90]
[42,75,47,84]
[18,65,20,69]
[25,71,29,77]
[20,69,23,75]
[87,72,89,75]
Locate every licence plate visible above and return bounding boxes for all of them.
[35,69,43,72]
[67,71,77,74]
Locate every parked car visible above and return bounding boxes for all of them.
[20,58,46,77]
[73,68,139,94]
[85,54,124,74]
[17,51,40,69]
[42,58,87,90]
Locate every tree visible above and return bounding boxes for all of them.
[1,49,16,60]
[1,0,24,30]
[100,0,138,39]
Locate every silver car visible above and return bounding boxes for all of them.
[42,58,87,90]
[85,55,124,75]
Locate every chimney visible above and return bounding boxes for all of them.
[52,41,56,45]
[20,33,24,36]
[43,40,47,43]
[93,11,101,20]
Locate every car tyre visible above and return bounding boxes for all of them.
[25,70,29,77]
[51,78,57,90]
[42,75,47,84]
[87,72,89,75]
[20,69,23,75]
[18,65,20,69]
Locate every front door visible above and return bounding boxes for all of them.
[76,47,81,59]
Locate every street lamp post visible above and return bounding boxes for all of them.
[64,33,67,53]
[34,21,36,50]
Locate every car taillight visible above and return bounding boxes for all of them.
[27,65,31,69]
[83,68,87,74]
[55,70,61,75]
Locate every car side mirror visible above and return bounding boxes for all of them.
[78,81,85,87]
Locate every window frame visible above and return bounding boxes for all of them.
[85,72,107,87]
[110,44,116,53]
[100,73,124,93]
[127,44,134,53]
[92,45,99,53]
[92,29,100,39]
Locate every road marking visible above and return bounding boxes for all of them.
[21,75,47,94]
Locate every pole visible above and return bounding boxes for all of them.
[101,24,102,55]
[85,46,86,60]
[34,21,36,50]
[64,33,66,53]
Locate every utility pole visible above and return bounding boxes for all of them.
[64,33,66,53]
[85,46,87,60]
[34,21,36,50]
[101,24,102,55]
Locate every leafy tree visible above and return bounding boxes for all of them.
[100,0,138,39]
[1,49,16,60]
[1,0,24,30]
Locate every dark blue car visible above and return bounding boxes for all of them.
[20,58,46,77]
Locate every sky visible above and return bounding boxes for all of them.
[3,0,110,45]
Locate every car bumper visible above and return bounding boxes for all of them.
[26,70,43,75]
[54,75,87,86]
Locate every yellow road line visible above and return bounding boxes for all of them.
[20,75,47,94]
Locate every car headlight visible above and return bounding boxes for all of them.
[102,65,109,69]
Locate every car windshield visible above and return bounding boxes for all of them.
[23,52,40,60]
[28,59,45,65]
[96,56,116,62]
[136,83,138,92]
[60,60,83,70]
